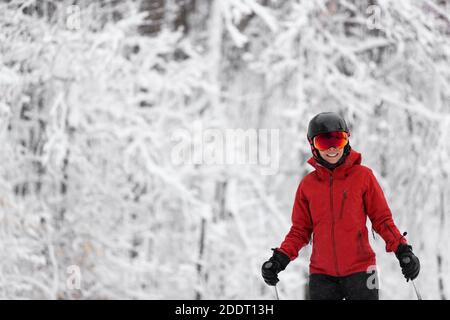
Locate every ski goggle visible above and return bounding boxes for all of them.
[313,131,349,151]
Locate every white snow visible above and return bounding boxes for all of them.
[0,0,449,300]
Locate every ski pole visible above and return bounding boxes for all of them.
[402,257,422,300]
[263,261,280,300]
[411,280,422,300]
[274,284,280,300]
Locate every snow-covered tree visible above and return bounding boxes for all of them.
[0,0,448,299]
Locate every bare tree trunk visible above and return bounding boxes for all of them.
[215,180,228,221]
[12,82,47,198]
[195,217,207,299]
[139,0,165,35]
[173,0,196,33]
[437,254,446,300]
[373,101,388,177]
[437,189,447,300]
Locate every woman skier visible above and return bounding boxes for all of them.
[261,112,420,300]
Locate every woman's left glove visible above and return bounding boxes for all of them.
[395,244,420,282]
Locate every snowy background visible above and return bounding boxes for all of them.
[0,0,449,299]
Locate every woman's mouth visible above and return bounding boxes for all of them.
[326,153,339,158]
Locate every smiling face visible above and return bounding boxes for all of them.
[318,146,344,164]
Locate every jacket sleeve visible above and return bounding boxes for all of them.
[363,169,407,253]
[276,180,313,261]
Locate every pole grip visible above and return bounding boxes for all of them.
[402,257,411,264]
[263,261,273,269]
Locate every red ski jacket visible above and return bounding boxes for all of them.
[277,149,407,276]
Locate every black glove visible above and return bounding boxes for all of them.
[261,249,290,286]
[395,244,420,282]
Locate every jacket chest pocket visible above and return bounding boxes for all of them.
[338,188,365,222]
[339,190,347,220]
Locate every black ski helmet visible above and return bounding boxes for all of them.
[307,112,351,168]
[307,112,350,142]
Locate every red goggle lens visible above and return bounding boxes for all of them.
[313,131,349,151]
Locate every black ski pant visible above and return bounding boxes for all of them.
[309,271,379,300]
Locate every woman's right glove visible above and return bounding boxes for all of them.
[261,249,290,286]
[395,244,420,282]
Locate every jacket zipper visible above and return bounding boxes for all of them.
[339,191,347,219]
[329,175,340,276]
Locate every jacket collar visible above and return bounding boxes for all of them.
[307,149,362,180]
